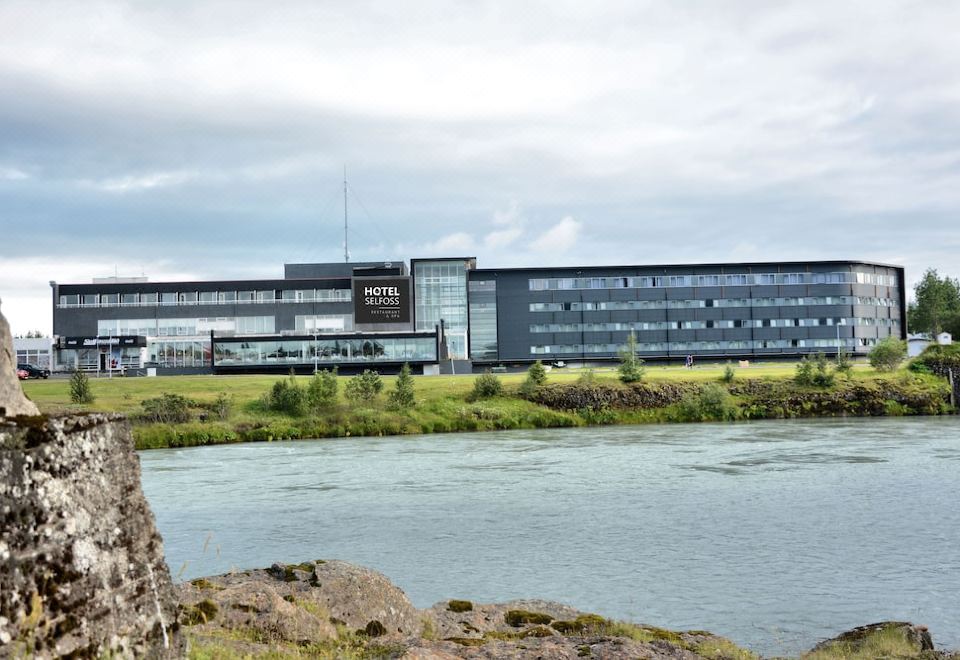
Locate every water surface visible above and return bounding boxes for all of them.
[140,417,960,655]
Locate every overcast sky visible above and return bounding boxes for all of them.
[2,0,959,335]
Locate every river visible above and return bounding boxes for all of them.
[139,417,960,655]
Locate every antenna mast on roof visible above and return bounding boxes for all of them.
[343,165,350,263]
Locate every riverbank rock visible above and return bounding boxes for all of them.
[0,413,183,657]
[811,621,935,655]
[178,559,422,652]
[178,562,750,659]
[0,302,39,417]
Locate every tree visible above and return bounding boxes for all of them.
[344,370,383,402]
[388,363,415,410]
[69,369,95,404]
[907,268,960,335]
[519,360,548,398]
[307,367,338,412]
[526,360,547,386]
[869,337,907,372]
[617,332,645,383]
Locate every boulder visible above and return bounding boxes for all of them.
[812,621,935,654]
[298,559,423,637]
[0,414,183,657]
[178,568,338,646]
[0,302,39,417]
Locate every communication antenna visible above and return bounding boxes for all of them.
[343,165,350,263]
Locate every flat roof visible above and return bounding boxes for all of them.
[471,259,904,274]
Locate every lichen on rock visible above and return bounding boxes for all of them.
[0,414,183,657]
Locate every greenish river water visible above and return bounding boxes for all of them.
[140,417,960,655]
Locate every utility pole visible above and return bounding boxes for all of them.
[343,165,349,263]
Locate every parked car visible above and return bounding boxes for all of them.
[17,368,29,380]
[17,363,50,379]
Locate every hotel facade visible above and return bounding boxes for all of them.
[50,258,906,375]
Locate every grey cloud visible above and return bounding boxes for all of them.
[1,0,959,334]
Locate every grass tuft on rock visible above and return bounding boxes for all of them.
[446,599,473,613]
[182,599,219,626]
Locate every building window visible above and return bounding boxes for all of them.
[469,279,498,361]
[414,260,469,359]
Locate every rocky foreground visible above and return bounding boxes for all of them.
[177,559,955,660]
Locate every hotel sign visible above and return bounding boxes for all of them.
[353,278,410,324]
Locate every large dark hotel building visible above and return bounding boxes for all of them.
[50,258,906,375]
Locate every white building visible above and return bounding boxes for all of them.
[13,336,54,370]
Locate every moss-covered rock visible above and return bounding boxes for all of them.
[505,609,554,627]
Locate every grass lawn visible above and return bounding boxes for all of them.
[21,360,873,415]
[20,359,945,450]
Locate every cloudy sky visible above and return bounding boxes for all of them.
[2,0,959,335]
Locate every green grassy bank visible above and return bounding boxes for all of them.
[21,361,954,450]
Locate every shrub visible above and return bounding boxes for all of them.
[344,370,383,402]
[795,353,835,387]
[673,383,739,422]
[211,392,232,420]
[527,382,695,411]
[69,369,94,404]
[795,357,815,386]
[517,378,536,399]
[911,342,960,377]
[267,371,307,416]
[526,360,548,386]
[617,332,645,383]
[869,337,907,372]
[388,363,416,410]
[811,352,836,387]
[835,349,853,377]
[141,393,192,423]
[721,362,736,384]
[577,368,596,386]
[307,367,338,412]
[471,371,504,399]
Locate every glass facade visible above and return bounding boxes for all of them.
[58,288,350,308]
[528,296,899,312]
[98,316,276,337]
[414,260,470,359]
[16,348,51,369]
[528,271,897,290]
[150,340,209,367]
[529,317,897,333]
[530,338,872,355]
[213,336,436,367]
[468,279,498,361]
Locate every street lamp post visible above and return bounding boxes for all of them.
[313,332,318,374]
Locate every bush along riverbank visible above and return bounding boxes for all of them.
[27,359,946,450]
